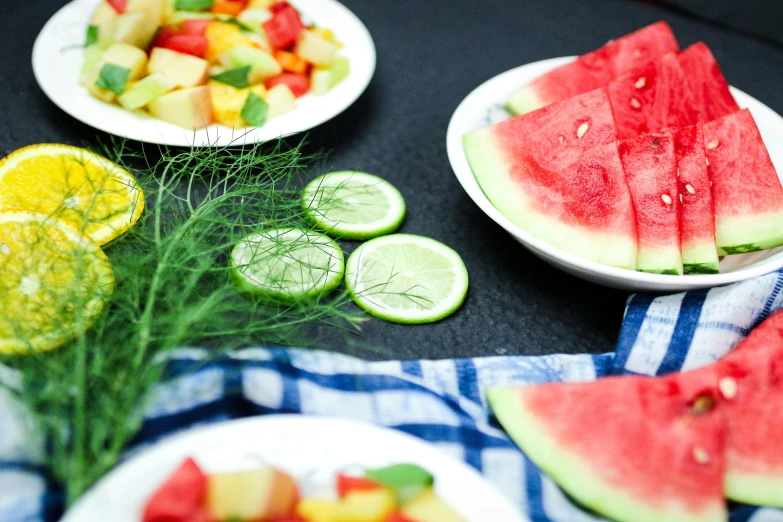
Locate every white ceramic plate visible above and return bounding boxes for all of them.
[62,415,525,522]
[447,57,783,292]
[32,0,376,147]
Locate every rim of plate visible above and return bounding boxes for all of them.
[447,57,783,291]
[62,415,525,522]
[32,0,376,147]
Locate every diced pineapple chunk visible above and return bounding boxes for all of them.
[148,47,209,88]
[147,86,214,129]
[209,81,266,128]
[114,11,158,48]
[338,490,397,522]
[205,21,254,63]
[297,499,340,522]
[102,42,148,80]
[295,29,338,66]
[246,0,275,8]
[401,489,466,522]
[265,84,296,120]
[313,27,343,48]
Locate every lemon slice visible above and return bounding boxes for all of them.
[230,228,345,302]
[345,234,469,324]
[0,144,144,245]
[0,211,115,354]
[302,171,406,240]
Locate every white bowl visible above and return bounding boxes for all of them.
[61,415,524,522]
[447,57,783,292]
[32,0,376,147]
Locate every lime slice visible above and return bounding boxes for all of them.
[345,234,469,324]
[230,228,344,302]
[302,171,406,240]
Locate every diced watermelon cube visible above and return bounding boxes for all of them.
[385,512,417,522]
[336,473,382,498]
[270,1,289,13]
[266,73,309,97]
[142,458,208,522]
[263,4,305,50]
[150,27,178,50]
[164,34,209,58]
[107,0,127,13]
[181,19,213,36]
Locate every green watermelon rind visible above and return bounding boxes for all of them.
[716,211,783,256]
[463,129,637,270]
[637,245,683,275]
[683,241,721,274]
[725,471,783,507]
[505,86,546,116]
[487,387,725,522]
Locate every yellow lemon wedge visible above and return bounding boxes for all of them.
[0,144,144,245]
[0,211,115,354]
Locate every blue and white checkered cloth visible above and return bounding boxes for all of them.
[4,271,783,522]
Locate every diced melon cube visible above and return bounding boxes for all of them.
[125,0,165,27]
[118,72,174,109]
[313,27,343,48]
[209,80,265,128]
[205,21,253,63]
[165,10,215,25]
[114,11,158,48]
[219,45,281,83]
[401,490,466,522]
[237,8,273,33]
[327,56,350,88]
[148,47,209,88]
[84,62,117,102]
[80,41,114,87]
[102,42,148,80]
[206,468,298,520]
[147,86,214,129]
[90,1,119,41]
[295,29,338,66]
[265,84,296,119]
[310,69,331,96]
[338,490,397,522]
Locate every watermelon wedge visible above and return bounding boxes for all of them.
[703,109,783,255]
[607,52,699,139]
[488,375,727,522]
[620,130,682,274]
[709,310,783,506]
[678,43,740,123]
[506,22,679,116]
[675,125,720,273]
[463,88,638,269]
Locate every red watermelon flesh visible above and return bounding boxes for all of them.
[488,375,727,522]
[620,130,682,274]
[708,310,783,506]
[674,125,720,273]
[506,22,679,115]
[703,109,783,254]
[607,52,699,139]
[463,88,638,269]
[678,43,740,123]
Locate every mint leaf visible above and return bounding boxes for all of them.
[96,63,130,94]
[85,25,99,47]
[211,66,252,89]
[174,0,215,11]
[241,92,268,126]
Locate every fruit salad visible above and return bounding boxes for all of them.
[81,0,350,130]
[142,458,466,522]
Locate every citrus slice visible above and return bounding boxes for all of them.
[345,234,469,324]
[0,211,115,354]
[302,171,406,240]
[0,144,144,245]
[230,228,345,302]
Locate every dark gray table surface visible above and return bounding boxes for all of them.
[3,0,782,360]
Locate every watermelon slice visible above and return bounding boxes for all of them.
[619,130,682,274]
[506,22,678,115]
[703,109,783,255]
[709,310,783,506]
[488,375,727,522]
[463,88,638,269]
[607,52,699,139]
[678,43,740,123]
[674,125,720,273]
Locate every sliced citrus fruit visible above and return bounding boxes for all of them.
[0,144,144,245]
[302,171,406,240]
[230,228,345,302]
[345,234,469,324]
[0,211,115,354]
